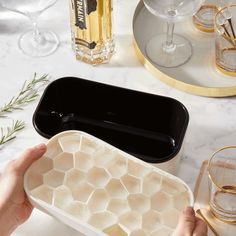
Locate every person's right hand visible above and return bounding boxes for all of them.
[173,207,208,236]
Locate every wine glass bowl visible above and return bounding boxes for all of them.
[0,0,59,57]
[143,0,205,68]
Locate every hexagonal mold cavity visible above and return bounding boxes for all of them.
[172,192,190,210]
[71,182,94,203]
[106,179,128,198]
[130,229,148,236]
[87,167,110,188]
[87,189,109,213]
[106,153,127,178]
[31,185,53,204]
[161,178,187,195]
[162,209,180,229]
[65,169,86,190]
[128,160,150,178]
[151,191,171,212]
[150,227,173,236]
[58,134,81,153]
[142,172,162,196]
[103,224,128,236]
[65,202,90,221]
[93,147,115,167]
[88,212,117,230]
[128,194,150,213]
[44,140,63,159]
[53,186,73,209]
[119,212,142,232]
[29,157,53,174]
[25,171,43,191]
[107,198,130,216]
[74,152,94,171]
[54,152,74,172]
[80,135,100,155]
[121,174,141,194]
[142,210,161,232]
[43,170,65,188]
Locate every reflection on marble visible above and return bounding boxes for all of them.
[0,0,236,235]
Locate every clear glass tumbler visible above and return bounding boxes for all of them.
[193,0,235,32]
[193,0,220,32]
[208,146,236,223]
[215,4,236,76]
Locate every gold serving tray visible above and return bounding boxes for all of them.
[133,1,236,97]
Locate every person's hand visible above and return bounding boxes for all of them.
[173,206,208,236]
[0,144,46,236]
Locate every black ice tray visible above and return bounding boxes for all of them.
[33,77,189,164]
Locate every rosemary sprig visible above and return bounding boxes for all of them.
[0,73,49,116]
[0,120,25,146]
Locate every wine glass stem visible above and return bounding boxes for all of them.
[30,18,45,44]
[163,22,176,53]
[33,22,40,40]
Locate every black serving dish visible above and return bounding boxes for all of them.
[33,77,189,166]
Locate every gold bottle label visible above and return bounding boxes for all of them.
[74,0,87,30]
[72,0,97,49]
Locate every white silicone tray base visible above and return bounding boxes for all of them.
[24,131,193,236]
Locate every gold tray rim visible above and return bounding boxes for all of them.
[133,1,236,98]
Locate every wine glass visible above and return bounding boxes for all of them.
[143,0,205,68]
[0,0,59,57]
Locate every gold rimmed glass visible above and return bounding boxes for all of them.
[208,146,236,223]
[193,1,236,33]
[215,4,236,76]
[193,0,220,32]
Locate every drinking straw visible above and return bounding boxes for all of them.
[223,7,236,38]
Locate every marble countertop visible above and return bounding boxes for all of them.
[0,0,236,235]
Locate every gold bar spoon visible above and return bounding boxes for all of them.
[196,209,220,236]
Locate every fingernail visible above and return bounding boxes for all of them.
[35,143,46,150]
[183,206,195,216]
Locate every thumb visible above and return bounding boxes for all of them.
[9,143,47,175]
[173,206,196,236]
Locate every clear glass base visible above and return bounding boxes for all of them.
[73,39,115,65]
[216,48,236,77]
[145,33,193,68]
[193,4,218,33]
[18,29,59,57]
[210,205,236,224]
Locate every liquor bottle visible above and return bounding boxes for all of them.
[69,0,115,65]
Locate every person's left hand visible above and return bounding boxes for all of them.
[0,144,46,236]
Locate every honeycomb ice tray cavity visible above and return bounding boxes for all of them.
[24,131,193,236]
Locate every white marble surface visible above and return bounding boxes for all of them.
[0,0,236,235]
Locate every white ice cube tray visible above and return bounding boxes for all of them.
[24,131,193,236]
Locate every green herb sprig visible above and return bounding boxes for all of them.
[0,73,50,147]
[0,73,49,117]
[0,120,25,146]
